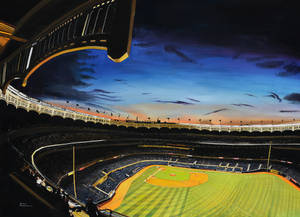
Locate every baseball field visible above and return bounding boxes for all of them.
[99,165,300,217]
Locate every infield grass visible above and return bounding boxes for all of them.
[155,167,190,181]
[113,165,300,217]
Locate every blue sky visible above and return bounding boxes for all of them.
[62,29,300,123]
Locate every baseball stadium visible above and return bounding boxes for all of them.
[1,1,300,217]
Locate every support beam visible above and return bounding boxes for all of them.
[0,31,27,43]
[1,62,7,86]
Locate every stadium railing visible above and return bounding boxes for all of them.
[0,85,111,125]
[1,85,300,133]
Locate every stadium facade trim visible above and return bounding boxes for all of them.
[1,85,300,133]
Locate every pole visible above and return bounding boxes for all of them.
[73,145,77,199]
[267,141,272,171]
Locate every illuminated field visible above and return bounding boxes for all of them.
[100,165,300,217]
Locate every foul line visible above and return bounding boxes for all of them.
[144,166,163,182]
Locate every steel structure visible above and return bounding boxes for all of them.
[0,0,136,92]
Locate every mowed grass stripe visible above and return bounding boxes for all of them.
[142,188,176,217]
[124,167,157,199]
[117,185,159,214]
[132,185,173,216]
[177,188,190,217]
[184,173,237,216]
[250,175,277,216]
[159,187,186,217]
[153,187,185,217]
[292,188,300,217]
[182,172,218,211]
[190,178,235,216]
[205,177,245,217]
[227,174,268,217]
[261,176,277,216]
[228,176,257,217]
[118,167,157,205]
[232,175,261,217]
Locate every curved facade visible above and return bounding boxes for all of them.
[2,85,300,133]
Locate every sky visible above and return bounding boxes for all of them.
[17,0,300,124]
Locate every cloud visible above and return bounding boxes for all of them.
[80,74,96,80]
[265,92,282,102]
[133,42,155,47]
[245,93,256,97]
[164,45,195,63]
[277,63,300,77]
[246,56,266,62]
[187,98,200,103]
[39,86,96,101]
[279,110,300,113]
[203,108,228,116]
[17,51,99,102]
[114,79,127,82]
[284,93,300,103]
[92,89,121,102]
[96,93,119,99]
[231,104,255,108]
[284,63,300,73]
[113,78,133,87]
[93,89,114,94]
[255,60,285,69]
[96,96,122,102]
[154,100,193,105]
[79,67,96,73]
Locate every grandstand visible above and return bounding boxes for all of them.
[14,138,300,217]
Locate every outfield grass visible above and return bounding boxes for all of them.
[114,166,300,217]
